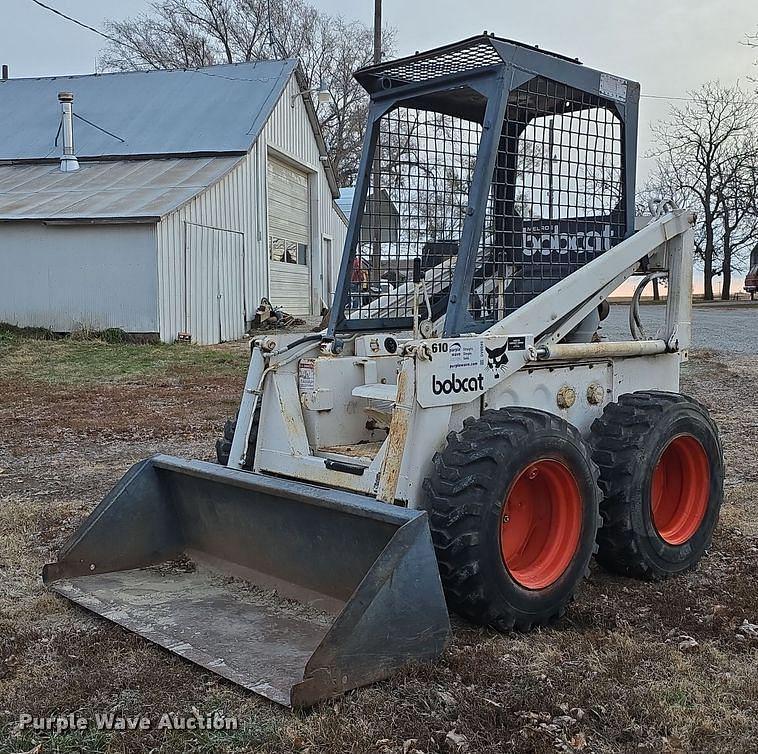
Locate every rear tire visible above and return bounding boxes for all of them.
[215,408,259,470]
[423,408,601,631]
[590,391,724,579]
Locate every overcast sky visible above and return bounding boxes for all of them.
[3,0,756,175]
[2,0,756,289]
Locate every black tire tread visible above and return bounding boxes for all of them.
[215,408,260,470]
[589,390,723,579]
[424,408,600,632]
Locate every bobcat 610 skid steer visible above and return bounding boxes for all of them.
[45,35,724,708]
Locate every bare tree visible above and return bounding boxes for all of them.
[100,0,394,186]
[747,26,758,78]
[713,138,758,298]
[646,82,758,299]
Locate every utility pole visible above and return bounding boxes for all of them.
[373,0,382,65]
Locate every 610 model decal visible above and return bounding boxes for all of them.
[416,335,534,408]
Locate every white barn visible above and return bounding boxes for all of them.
[0,60,347,343]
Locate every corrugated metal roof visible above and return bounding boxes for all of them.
[0,157,242,221]
[0,60,297,161]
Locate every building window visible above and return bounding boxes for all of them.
[269,236,307,265]
[285,240,298,264]
[269,237,285,262]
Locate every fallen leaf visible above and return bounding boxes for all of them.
[663,734,686,752]
[445,729,469,752]
[569,732,587,750]
[437,691,457,707]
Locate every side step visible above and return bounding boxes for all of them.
[352,383,398,402]
[43,456,450,707]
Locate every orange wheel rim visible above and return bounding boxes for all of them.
[651,435,710,545]
[500,459,583,590]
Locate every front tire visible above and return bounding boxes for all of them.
[590,391,724,579]
[423,408,601,631]
[215,408,259,470]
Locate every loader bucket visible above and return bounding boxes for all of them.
[43,455,451,707]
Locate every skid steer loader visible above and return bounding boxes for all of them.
[45,34,724,708]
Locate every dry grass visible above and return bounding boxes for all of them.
[0,338,756,754]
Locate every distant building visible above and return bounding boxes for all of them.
[745,242,758,298]
[336,186,399,245]
[0,61,346,343]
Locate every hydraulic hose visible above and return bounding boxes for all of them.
[629,271,668,340]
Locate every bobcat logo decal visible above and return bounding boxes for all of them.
[485,344,509,378]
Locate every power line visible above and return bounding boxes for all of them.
[194,69,285,84]
[25,0,287,82]
[27,0,122,46]
[72,112,125,142]
[640,93,758,104]
[641,94,700,102]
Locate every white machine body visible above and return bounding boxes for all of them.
[230,208,695,510]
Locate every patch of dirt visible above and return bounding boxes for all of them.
[214,573,334,627]
[1,348,756,754]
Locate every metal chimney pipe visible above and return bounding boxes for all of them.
[1,65,8,81]
[57,91,79,172]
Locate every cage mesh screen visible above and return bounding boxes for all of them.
[348,106,483,321]
[470,77,624,325]
[344,76,625,330]
[373,41,502,85]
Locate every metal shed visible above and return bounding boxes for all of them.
[0,60,347,343]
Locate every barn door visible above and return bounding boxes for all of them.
[185,223,245,344]
[218,232,245,342]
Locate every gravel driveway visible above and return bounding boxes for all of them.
[601,303,758,354]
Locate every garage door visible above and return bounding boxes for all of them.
[268,156,311,315]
